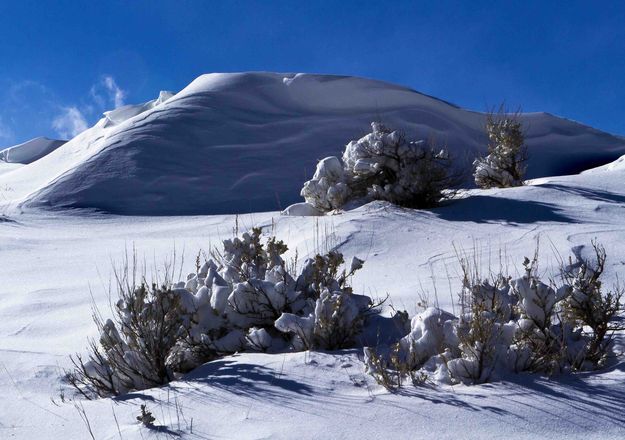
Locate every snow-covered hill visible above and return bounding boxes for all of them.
[0,72,624,215]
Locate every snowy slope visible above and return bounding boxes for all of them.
[1,155,625,439]
[0,136,65,164]
[0,72,624,215]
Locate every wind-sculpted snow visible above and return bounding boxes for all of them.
[0,136,66,164]
[0,72,624,215]
[101,90,174,127]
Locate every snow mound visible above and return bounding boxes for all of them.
[0,137,66,164]
[1,72,624,215]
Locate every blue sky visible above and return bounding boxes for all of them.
[0,0,624,146]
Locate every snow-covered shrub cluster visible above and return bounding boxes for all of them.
[296,122,456,214]
[69,228,378,397]
[473,111,527,188]
[275,252,369,350]
[365,243,623,388]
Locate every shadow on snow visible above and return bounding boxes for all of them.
[183,358,314,398]
[537,183,625,204]
[434,195,573,224]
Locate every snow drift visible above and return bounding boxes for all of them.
[0,72,624,215]
[0,137,66,164]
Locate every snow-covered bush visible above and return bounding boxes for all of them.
[300,156,351,211]
[364,307,457,388]
[298,122,457,213]
[272,251,372,350]
[68,281,189,397]
[507,255,569,373]
[473,110,527,188]
[365,243,623,388]
[69,228,379,397]
[275,287,372,350]
[560,242,624,368]
[446,309,497,383]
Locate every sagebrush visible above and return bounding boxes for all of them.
[473,108,527,189]
[68,228,380,397]
[301,122,459,212]
[365,241,624,388]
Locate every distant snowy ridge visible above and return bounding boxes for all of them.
[0,72,624,215]
[584,153,625,172]
[0,136,66,164]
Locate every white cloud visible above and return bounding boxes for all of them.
[52,107,88,139]
[88,87,105,109]
[103,75,126,108]
[50,75,126,139]
[90,75,126,111]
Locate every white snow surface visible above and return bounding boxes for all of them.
[2,157,625,438]
[0,72,624,215]
[0,136,66,164]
